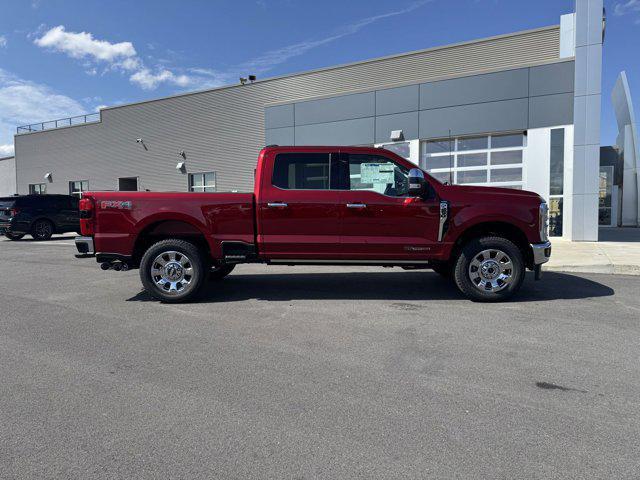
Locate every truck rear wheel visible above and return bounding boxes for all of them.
[139,239,207,303]
[453,236,525,302]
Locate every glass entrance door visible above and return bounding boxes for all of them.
[599,166,614,226]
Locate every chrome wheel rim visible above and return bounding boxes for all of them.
[468,249,513,293]
[150,251,194,295]
[36,221,51,238]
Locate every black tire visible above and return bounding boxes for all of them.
[30,219,54,241]
[453,236,525,302]
[209,264,235,281]
[139,239,207,303]
[5,232,25,241]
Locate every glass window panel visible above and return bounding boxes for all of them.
[491,167,522,182]
[549,197,563,236]
[457,153,487,168]
[550,129,565,196]
[383,142,410,159]
[491,150,523,165]
[423,139,452,154]
[457,169,487,184]
[498,185,522,190]
[192,174,204,187]
[204,186,215,193]
[491,134,523,148]
[599,208,612,226]
[598,166,613,208]
[348,154,409,196]
[429,171,452,184]
[81,181,89,191]
[457,136,488,151]
[272,153,330,190]
[204,173,216,187]
[424,155,453,170]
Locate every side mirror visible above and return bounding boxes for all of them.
[408,168,426,197]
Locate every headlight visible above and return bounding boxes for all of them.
[539,202,549,242]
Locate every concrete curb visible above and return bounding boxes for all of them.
[545,264,640,276]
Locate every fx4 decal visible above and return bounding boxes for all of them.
[100,200,132,210]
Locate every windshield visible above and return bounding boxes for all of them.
[0,197,17,209]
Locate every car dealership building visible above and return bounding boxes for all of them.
[11,0,623,241]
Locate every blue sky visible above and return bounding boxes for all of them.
[0,0,639,156]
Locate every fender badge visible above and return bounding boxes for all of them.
[404,246,430,252]
[100,200,132,210]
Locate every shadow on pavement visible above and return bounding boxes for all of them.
[2,235,76,243]
[127,270,614,303]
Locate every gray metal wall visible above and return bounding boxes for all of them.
[15,26,562,194]
[0,156,16,196]
[266,61,574,145]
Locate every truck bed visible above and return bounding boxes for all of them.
[86,191,255,258]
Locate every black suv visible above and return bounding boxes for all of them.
[0,195,80,241]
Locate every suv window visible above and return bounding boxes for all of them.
[0,198,16,209]
[347,154,410,197]
[272,153,332,190]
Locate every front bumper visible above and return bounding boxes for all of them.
[531,241,552,265]
[75,236,95,257]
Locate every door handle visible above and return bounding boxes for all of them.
[267,202,288,208]
[346,203,367,209]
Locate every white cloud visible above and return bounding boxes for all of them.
[614,0,640,15]
[0,144,14,156]
[34,25,136,63]
[238,1,429,74]
[0,35,7,48]
[0,68,86,152]
[32,2,429,92]
[181,1,431,91]
[130,68,191,90]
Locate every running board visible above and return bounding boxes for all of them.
[268,259,431,266]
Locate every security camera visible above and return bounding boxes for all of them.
[136,138,143,143]
[239,77,247,85]
[248,75,256,83]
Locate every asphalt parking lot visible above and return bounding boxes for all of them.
[1,236,640,479]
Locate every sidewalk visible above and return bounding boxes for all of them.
[546,228,640,275]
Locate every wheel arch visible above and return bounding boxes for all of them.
[131,218,211,267]
[451,221,533,269]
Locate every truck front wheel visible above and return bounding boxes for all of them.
[139,239,207,303]
[453,236,525,302]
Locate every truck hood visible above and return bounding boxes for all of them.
[440,184,543,203]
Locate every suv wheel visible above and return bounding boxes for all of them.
[31,219,54,241]
[5,232,25,241]
[139,239,207,303]
[453,236,525,302]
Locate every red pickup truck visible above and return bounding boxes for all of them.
[75,146,551,302]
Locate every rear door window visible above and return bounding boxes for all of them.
[272,153,335,190]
